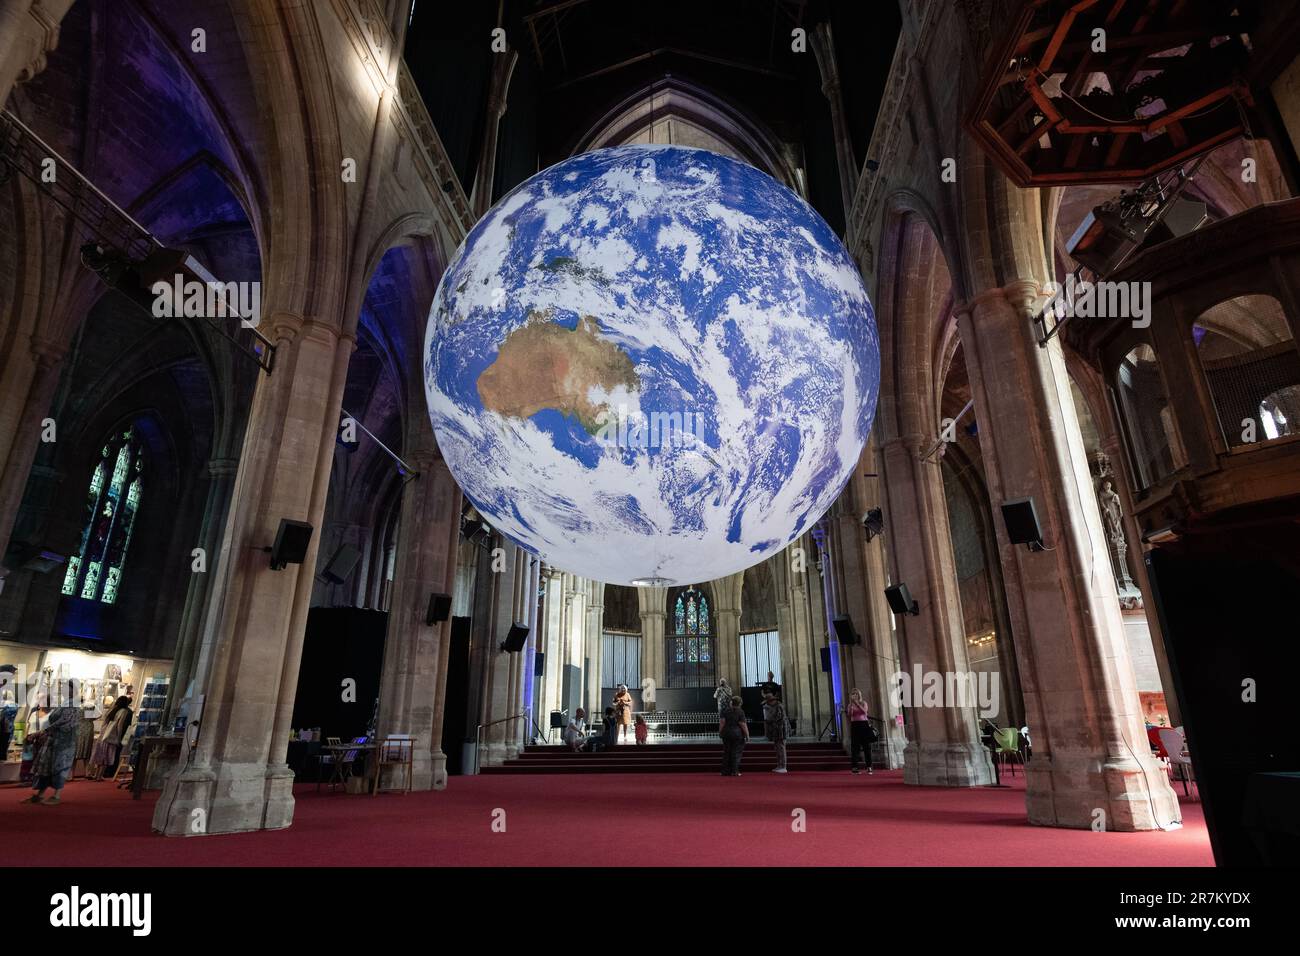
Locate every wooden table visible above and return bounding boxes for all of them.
[317,742,376,793]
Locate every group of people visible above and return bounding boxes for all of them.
[715,673,790,776]
[562,683,648,752]
[557,674,880,777]
[17,680,134,806]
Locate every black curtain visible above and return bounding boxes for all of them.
[290,607,388,742]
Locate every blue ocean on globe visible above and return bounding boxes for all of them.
[424,144,879,587]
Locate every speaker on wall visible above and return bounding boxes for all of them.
[501,622,530,652]
[1001,497,1045,551]
[819,646,832,673]
[884,583,920,616]
[533,651,545,676]
[319,544,361,584]
[425,592,452,625]
[832,615,859,646]
[269,519,313,570]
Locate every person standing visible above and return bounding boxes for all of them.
[86,695,132,780]
[718,695,749,776]
[713,677,733,715]
[0,689,17,765]
[762,692,789,773]
[847,688,876,775]
[613,684,634,742]
[23,681,80,805]
[759,671,782,700]
[634,714,649,746]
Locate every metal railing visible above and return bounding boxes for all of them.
[473,712,528,774]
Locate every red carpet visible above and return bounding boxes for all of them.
[2,771,1212,867]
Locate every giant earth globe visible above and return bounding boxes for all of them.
[424,144,879,587]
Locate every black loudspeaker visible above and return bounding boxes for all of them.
[1001,497,1044,550]
[549,710,566,729]
[269,519,313,570]
[425,592,452,625]
[534,651,545,676]
[319,544,361,584]
[832,615,859,645]
[884,583,919,616]
[501,622,530,652]
[819,646,832,673]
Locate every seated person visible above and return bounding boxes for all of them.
[563,708,587,752]
[587,707,618,752]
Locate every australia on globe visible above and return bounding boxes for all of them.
[424,144,879,587]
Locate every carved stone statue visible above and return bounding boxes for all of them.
[1099,480,1124,544]
[1090,453,1140,605]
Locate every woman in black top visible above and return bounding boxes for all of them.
[718,696,749,776]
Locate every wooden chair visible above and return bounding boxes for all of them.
[373,734,414,795]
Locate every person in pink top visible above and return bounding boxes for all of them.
[847,688,875,775]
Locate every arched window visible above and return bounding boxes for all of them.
[61,425,145,604]
[1193,294,1299,447]
[667,586,714,688]
[1114,344,1185,490]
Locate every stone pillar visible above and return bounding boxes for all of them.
[152,314,354,836]
[1098,432,1180,726]
[880,435,995,787]
[372,443,461,790]
[0,0,74,105]
[809,22,859,234]
[774,542,817,738]
[836,446,908,767]
[478,543,528,767]
[637,585,667,693]
[164,457,239,726]
[712,572,743,688]
[0,339,64,599]
[959,281,1180,830]
[583,582,604,714]
[538,566,564,733]
[471,47,519,219]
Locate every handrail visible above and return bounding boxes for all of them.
[473,712,528,775]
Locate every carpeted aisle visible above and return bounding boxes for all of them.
[3,770,1212,867]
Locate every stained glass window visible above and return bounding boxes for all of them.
[667,587,714,688]
[61,425,145,604]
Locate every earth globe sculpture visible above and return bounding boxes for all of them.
[424,144,879,587]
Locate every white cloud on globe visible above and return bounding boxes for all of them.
[424,144,879,587]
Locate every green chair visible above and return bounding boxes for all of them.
[992,727,1026,776]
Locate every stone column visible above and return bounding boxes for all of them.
[478,543,528,767]
[371,442,462,790]
[583,582,604,713]
[153,314,354,836]
[164,457,239,726]
[836,447,908,767]
[809,22,859,234]
[538,566,564,733]
[637,585,667,693]
[712,572,743,688]
[0,339,64,600]
[959,281,1180,830]
[471,47,519,219]
[774,541,817,738]
[880,435,995,787]
[0,0,74,105]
